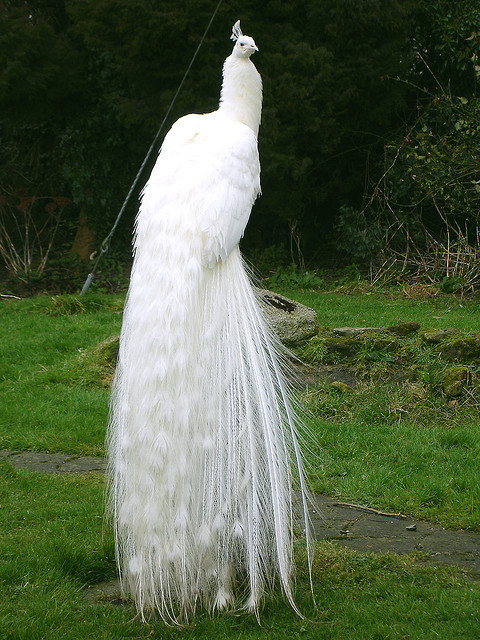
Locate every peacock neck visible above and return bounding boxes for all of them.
[218,55,262,137]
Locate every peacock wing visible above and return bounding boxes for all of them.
[196,116,261,267]
[143,113,260,267]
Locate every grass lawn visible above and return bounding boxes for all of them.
[0,294,124,455]
[1,462,478,640]
[0,287,479,638]
[275,283,480,332]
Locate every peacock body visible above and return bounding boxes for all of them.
[107,21,311,624]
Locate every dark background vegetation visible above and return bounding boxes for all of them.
[1,0,479,293]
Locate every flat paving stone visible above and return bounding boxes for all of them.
[310,494,480,579]
[0,450,106,474]
[84,580,124,605]
[2,450,479,580]
[60,456,107,473]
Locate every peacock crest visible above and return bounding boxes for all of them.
[230,20,243,42]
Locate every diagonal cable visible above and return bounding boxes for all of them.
[80,0,225,295]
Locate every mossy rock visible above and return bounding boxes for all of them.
[367,337,398,352]
[324,336,359,357]
[333,327,384,338]
[330,381,354,393]
[317,326,334,337]
[85,336,119,387]
[437,335,480,362]
[421,328,461,344]
[258,289,319,345]
[95,335,120,367]
[442,366,472,397]
[387,321,420,337]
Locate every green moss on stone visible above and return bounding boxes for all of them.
[324,336,359,357]
[442,366,471,397]
[387,321,421,337]
[437,336,480,362]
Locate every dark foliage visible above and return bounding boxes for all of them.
[333,0,480,291]
[1,0,475,290]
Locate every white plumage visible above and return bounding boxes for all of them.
[107,21,311,624]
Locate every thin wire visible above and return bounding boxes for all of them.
[80,0,225,295]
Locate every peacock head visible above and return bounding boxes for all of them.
[230,20,258,58]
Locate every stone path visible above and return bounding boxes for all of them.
[2,449,479,580]
[310,495,480,579]
[0,449,107,473]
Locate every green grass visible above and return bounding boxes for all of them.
[302,381,480,531]
[282,285,480,531]
[1,289,480,638]
[275,283,480,332]
[1,290,479,527]
[0,294,123,455]
[0,462,478,640]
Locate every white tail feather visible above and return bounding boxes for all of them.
[107,246,313,623]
